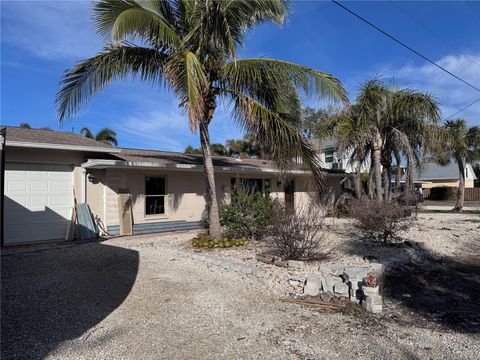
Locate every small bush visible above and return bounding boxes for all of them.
[265,205,330,261]
[220,182,279,239]
[428,186,455,201]
[348,199,412,243]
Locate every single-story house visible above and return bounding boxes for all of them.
[392,162,477,189]
[1,126,346,246]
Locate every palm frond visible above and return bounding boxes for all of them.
[223,58,348,105]
[57,45,167,121]
[93,0,181,49]
[80,127,94,139]
[164,50,207,130]
[95,127,118,146]
[223,88,325,190]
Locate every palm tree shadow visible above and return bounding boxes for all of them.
[1,241,139,359]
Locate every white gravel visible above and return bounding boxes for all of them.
[2,213,479,359]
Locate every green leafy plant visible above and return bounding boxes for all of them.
[220,182,279,239]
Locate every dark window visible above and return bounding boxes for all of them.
[325,147,335,163]
[145,177,166,215]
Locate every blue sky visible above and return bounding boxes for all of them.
[1,0,479,151]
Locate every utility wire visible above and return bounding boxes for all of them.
[391,1,480,68]
[331,0,480,93]
[444,97,480,120]
[465,1,480,21]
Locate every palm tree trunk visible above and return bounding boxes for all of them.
[199,121,222,238]
[394,151,401,194]
[367,149,375,199]
[454,158,466,212]
[382,168,391,201]
[355,162,362,198]
[373,131,383,202]
[405,154,414,195]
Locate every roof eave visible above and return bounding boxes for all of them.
[6,140,121,153]
[81,159,313,175]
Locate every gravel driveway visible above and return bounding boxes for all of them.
[2,234,479,360]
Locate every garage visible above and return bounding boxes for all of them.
[4,162,73,245]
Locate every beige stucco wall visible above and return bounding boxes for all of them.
[99,168,342,227]
[421,179,475,189]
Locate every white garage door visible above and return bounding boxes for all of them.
[4,162,73,245]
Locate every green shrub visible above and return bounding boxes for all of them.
[428,186,455,200]
[220,182,279,239]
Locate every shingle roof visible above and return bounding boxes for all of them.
[397,162,477,181]
[2,126,113,149]
[107,148,344,174]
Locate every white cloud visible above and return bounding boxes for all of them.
[1,0,100,60]
[377,53,480,124]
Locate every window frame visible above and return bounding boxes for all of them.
[324,147,335,163]
[144,176,167,217]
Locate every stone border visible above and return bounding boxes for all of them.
[153,241,267,280]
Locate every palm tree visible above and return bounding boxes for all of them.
[81,127,118,146]
[317,79,439,201]
[19,123,31,129]
[56,0,347,238]
[437,119,480,211]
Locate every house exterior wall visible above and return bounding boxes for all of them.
[421,179,475,189]
[96,168,340,228]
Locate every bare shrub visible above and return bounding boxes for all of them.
[265,205,330,261]
[348,199,412,243]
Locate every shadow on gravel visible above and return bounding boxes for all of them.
[1,242,139,359]
[343,237,480,333]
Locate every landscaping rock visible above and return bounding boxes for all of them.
[368,263,383,272]
[304,276,322,296]
[334,282,349,296]
[288,260,304,268]
[342,267,369,282]
[362,286,379,296]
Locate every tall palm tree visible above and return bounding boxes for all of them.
[56,0,347,238]
[438,119,480,211]
[81,127,118,146]
[317,79,439,201]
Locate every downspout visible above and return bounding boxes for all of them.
[0,127,6,247]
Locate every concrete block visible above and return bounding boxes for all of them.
[322,274,336,293]
[362,286,379,296]
[364,295,383,306]
[288,260,304,268]
[304,276,322,296]
[334,282,349,296]
[362,301,383,314]
[343,267,369,282]
[368,263,383,272]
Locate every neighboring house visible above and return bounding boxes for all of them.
[392,162,477,189]
[1,126,346,246]
[317,138,370,173]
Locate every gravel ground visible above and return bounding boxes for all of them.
[2,213,479,359]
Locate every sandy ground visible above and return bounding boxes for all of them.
[1,213,479,359]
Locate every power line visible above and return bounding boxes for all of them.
[331,0,480,94]
[391,1,480,68]
[465,1,480,21]
[444,97,480,120]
